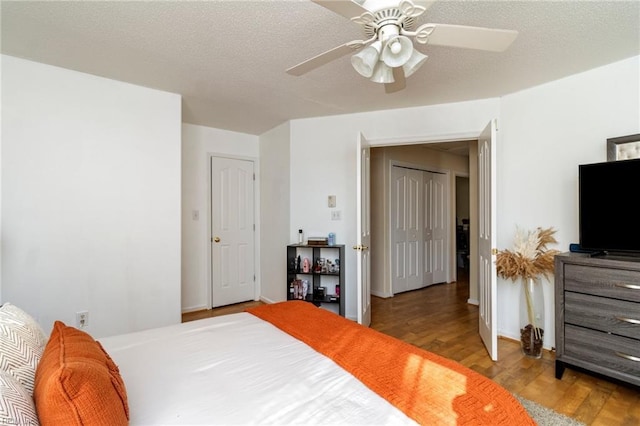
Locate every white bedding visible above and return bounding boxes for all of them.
[100,312,416,425]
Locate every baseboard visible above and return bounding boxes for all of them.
[181,304,208,314]
[467,298,479,305]
[259,296,277,304]
[498,332,553,352]
[371,290,393,298]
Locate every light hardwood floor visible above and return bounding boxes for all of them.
[182,270,639,425]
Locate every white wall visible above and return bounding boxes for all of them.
[181,123,259,312]
[289,99,501,320]
[258,122,290,304]
[497,55,640,348]
[1,55,182,338]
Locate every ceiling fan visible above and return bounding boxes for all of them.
[286,0,518,93]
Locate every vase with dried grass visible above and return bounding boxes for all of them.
[496,227,560,359]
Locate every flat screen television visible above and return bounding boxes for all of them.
[579,157,640,255]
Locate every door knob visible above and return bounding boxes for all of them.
[352,245,369,251]
[214,237,221,243]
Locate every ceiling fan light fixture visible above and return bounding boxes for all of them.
[370,61,394,84]
[287,0,519,94]
[381,35,413,68]
[402,49,428,77]
[351,40,382,77]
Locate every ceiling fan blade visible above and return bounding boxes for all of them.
[423,24,518,52]
[312,0,369,19]
[385,68,406,94]
[286,41,364,76]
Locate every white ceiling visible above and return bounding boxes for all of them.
[2,0,639,136]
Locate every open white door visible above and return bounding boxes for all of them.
[356,132,371,326]
[478,120,498,361]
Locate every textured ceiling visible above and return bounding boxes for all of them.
[2,0,639,135]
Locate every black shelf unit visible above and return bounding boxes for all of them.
[287,244,345,316]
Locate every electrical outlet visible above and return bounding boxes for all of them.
[331,210,342,221]
[76,311,89,328]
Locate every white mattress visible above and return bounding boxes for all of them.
[100,312,416,425]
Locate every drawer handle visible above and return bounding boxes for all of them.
[615,283,640,290]
[615,316,640,325]
[615,351,640,362]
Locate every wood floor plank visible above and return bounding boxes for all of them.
[590,387,637,426]
[573,386,613,425]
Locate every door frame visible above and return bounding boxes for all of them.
[207,153,261,310]
[360,130,486,322]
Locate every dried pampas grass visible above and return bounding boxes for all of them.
[496,227,561,281]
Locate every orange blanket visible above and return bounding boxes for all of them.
[247,301,535,425]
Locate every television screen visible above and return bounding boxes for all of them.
[579,158,640,254]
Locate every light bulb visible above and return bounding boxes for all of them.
[381,36,413,68]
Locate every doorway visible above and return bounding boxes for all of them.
[369,141,474,300]
[359,126,496,360]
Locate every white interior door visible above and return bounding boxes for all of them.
[423,170,448,287]
[356,133,371,326]
[406,169,423,291]
[422,171,435,287]
[431,172,447,284]
[210,156,256,308]
[392,166,449,293]
[391,166,423,294]
[391,166,408,294]
[478,120,498,360]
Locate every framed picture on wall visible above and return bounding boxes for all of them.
[607,134,640,161]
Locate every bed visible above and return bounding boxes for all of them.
[1,300,534,425]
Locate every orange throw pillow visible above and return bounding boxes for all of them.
[34,321,129,426]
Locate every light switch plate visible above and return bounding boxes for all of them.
[328,195,336,208]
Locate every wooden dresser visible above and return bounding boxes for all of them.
[554,252,640,386]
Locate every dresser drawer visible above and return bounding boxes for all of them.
[565,324,640,379]
[565,292,640,339]
[564,264,640,302]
